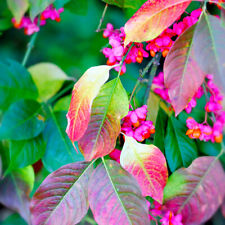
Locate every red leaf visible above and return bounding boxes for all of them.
[66,65,111,142]
[164,25,205,115]
[163,156,225,225]
[120,135,168,203]
[30,162,93,225]
[88,160,149,225]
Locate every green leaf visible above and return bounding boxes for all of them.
[28,63,72,101]
[64,0,88,15]
[88,159,149,225]
[7,134,46,172]
[0,60,38,111]
[0,100,45,141]
[7,0,29,22]
[53,95,71,111]
[43,110,84,172]
[0,166,34,223]
[153,107,168,154]
[78,78,129,161]
[193,12,225,93]
[165,116,198,172]
[1,214,27,225]
[29,0,55,20]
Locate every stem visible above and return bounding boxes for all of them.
[96,3,108,32]
[129,57,155,105]
[22,31,38,66]
[144,53,161,104]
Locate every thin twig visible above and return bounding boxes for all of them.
[96,3,108,32]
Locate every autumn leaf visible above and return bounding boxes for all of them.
[66,65,112,142]
[120,135,168,203]
[88,160,149,225]
[78,78,129,161]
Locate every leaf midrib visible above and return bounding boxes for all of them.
[102,158,133,225]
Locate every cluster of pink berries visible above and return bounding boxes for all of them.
[102,9,202,74]
[12,5,64,35]
[152,72,204,114]
[146,9,202,58]
[186,74,225,143]
[121,105,155,142]
[102,23,149,74]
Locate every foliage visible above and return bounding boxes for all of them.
[0,0,225,225]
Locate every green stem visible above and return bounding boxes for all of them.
[96,3,108,32]
[22,31,38,66]
[144,53,161,104]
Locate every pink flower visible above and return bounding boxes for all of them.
[121,105,155,142]
[160,211,183,225]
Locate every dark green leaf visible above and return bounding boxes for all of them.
[0,166,34,223]
[165,116,198,172]
[43,110,84,172]
[0,100,45,141]
[0,60,38,111]
[7,134,46,172]
[153,107,168,154]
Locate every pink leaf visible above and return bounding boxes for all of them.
[88,160,149,225]
[163,156,225,225]
[66,65,112,142]
[120,135,168,203]
[30,162,93,225]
